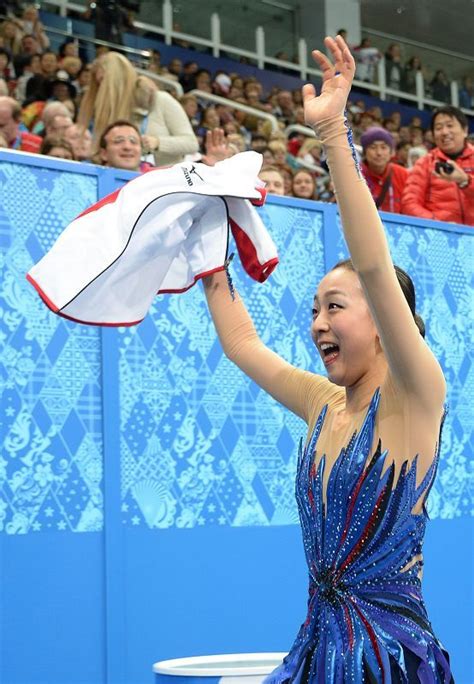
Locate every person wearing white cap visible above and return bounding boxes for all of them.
[213,72,232,96]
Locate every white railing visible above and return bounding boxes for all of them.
[36,24,183,97]
[41,0,474,117]
[363,28,474,66]
[189,90,279,132]
[285,124,315,139]
[136,68,183,97]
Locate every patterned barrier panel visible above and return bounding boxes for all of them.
[118,203,326,530]
[0,156,102,535]
[0,152,472,684]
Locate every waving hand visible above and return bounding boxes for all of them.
[303,36,356,127]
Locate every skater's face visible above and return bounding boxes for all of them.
[311,268,381,387]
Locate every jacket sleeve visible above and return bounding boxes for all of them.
[460,169,474,205]
[401,156,436,219]
[153,91,199,159]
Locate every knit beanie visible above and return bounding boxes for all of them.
[360,127,394,150]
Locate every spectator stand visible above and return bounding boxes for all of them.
[38,0,474,126]
[34,12,473,140]
[38,16,474,149]
[364,27,474,105]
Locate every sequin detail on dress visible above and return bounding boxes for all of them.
[344,115,361,178]
[265,389,453,684]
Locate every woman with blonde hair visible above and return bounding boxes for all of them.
[268,139,288,166]
[77,51,198,166]
[0,19,23,57]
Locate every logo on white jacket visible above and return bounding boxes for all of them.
[181,164,204,186]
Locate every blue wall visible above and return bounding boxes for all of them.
[0,151,472,684]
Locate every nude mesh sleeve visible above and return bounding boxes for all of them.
[315,115,445,405]
[203,271,335,422]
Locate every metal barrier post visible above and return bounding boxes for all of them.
[211,13,221,58]
[416,70,425,111]
[298,38,308,81]
[163,0,173,46]
[451,80,459,107]
[377,57,387,101]
[256,26,265,70]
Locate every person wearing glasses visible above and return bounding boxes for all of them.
[98,120,153,172]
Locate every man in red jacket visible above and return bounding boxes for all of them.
[402,106,474,226]
[360,127,409,213]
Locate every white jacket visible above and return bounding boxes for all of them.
[27,152,278,326]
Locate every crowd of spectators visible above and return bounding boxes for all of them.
[336,29,474,109]
[0,8,472,225]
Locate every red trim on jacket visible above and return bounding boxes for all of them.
[229,216,279,282]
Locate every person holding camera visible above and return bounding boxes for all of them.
[402,105,474,225]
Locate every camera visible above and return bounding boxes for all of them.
[435,161,454,175]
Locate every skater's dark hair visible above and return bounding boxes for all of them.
[331,259,425,338]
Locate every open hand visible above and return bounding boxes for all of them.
[202,128,233,166]
[303,36,355,128]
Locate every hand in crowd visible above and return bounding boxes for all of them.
[141,134,159,154]
[202,128,233,166]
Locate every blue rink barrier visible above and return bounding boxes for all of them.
[0,150,473,684]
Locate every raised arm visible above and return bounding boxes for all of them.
[303,37,445,407]
[202,271,334,422]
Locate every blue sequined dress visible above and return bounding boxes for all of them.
[265,390,453,684]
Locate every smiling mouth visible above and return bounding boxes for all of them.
[320,344,340,364]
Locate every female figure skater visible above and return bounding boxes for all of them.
[203,37,453,682]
